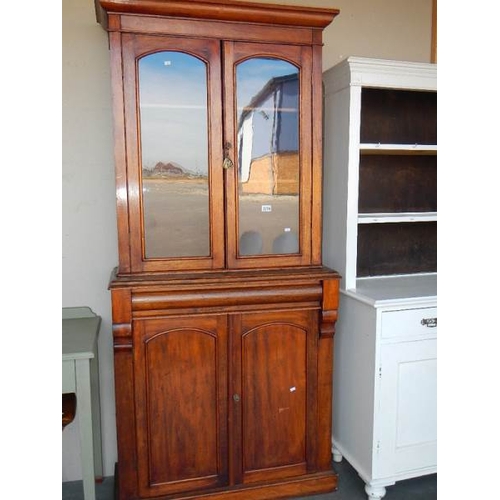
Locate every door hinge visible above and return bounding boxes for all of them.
[378,366,382,379]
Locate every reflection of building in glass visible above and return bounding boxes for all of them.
[152,161,183,176]
[142,161,207,179]
[238,73,299,195]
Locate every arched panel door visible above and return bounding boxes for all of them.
[133,316,228,497]
[229,309,319,484]
[120,35,225,273]
[223,42,313,269]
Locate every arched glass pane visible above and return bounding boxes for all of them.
[236,58,300,256]
[139,51,209,258]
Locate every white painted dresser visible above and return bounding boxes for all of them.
[322,57,437,500]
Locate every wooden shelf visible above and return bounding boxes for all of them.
[348,273,437,305]
[360,144,437,155]
[358,212,437,224]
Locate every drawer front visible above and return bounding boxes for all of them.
[62,360,76,393]
[381,307,437,340]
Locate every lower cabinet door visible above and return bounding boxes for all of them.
[133,315,228,497]
[377,338,437,478]
[230,309,318,484]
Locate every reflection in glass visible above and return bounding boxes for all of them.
[139,51,210,258]
[236,58,300,256]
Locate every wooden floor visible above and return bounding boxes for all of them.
[62,458,437,500]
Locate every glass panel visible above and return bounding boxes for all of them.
[139,51,210,258]
[236,58,300,256]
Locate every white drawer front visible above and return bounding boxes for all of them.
[381,307,437,340]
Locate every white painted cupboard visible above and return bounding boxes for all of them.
[322,57,437,500]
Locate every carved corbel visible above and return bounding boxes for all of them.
[320,278,339,338]
[111,287,133,350]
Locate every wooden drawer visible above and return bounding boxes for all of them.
[381,307,437,340]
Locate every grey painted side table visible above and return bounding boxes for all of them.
[62,307,103,500]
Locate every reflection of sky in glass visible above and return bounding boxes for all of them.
[237,58,298,111]
[139,52,208,175]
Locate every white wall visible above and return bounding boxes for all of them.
[252,0,434,69]
[62,0,433,481]
[62,0,117,481]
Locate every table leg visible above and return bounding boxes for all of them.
[90,353,103,480]
[75,359,96,500]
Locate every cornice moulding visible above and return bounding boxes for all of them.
[98,0,339,29]
[324,56,437,95]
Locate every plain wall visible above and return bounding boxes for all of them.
[62,0,117,481]
[62,0,434,481]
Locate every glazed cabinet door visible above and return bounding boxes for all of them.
[229,309,319,484]
[119,34,225,273]
[133,316,228,497]
[114,33,319,273]
[223,42,314,269]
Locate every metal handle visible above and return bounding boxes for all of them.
[233,394,240,403]
[421,317,437,328]
[223,141,233,169]
[223,156,234,169]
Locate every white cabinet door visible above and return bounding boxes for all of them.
[376,339,437,478]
